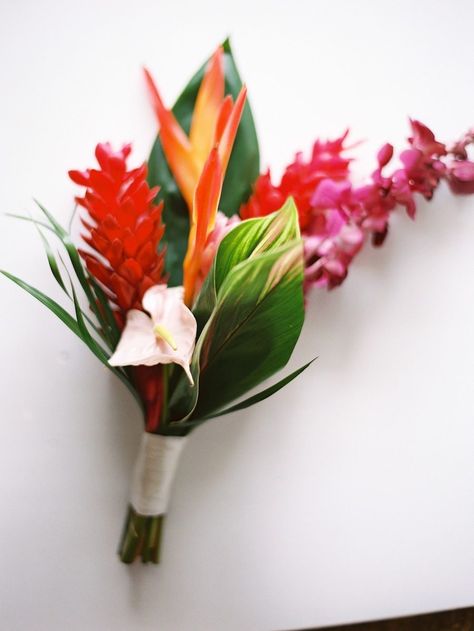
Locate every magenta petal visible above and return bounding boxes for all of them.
[341,225,364,247]
[409,119,446,156]
[324,258,346,277]
[400,149,422,172]
[311,179,351,208]
[323,209,346,237]
[448,160,474,194]
[377,143,394,168]
[450,160,474,181]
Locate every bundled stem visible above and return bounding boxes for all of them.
[117,366,166,565]
[119,506,165,564]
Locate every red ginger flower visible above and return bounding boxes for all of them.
[240,131,351,230]
[69,143,165,315]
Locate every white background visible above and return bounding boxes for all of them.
[1,1,473,630]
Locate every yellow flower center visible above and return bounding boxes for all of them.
[153,324,178,350]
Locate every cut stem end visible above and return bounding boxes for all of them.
[118,506,165,564]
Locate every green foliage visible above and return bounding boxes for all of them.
[147,38,260,286]
[193,197,301,334]
[2,205,142,410]
[199,359,316,421]
[165,199,306,427]
[4,197,309,433]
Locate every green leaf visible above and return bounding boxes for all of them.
[165,199,305,424]
[0,270,143,410]
[167,240,304,423]
[34,198,68,237]
[198,359,316,420]
[32,218,68,293]
[89,278,121,348]
[33,200,117,350]
[8,213,112,345]
[5,205,143,408]
[191,240,304,419]
[1,270,82,338]
[70,280,106,354]
[193,197,300,334]
[147,38,260,286]
[219,38,260,215]
[5,213,55,234]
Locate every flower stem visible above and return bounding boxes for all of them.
[118,505,164,564]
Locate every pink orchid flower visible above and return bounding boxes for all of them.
[109,285,197,384]
[446,160,474,194]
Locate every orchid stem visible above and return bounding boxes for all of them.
[118,506,164,564]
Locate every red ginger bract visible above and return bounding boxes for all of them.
[69,143,165,315]
[240,131,351,230]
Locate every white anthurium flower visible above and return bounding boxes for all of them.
[109,285,197,385]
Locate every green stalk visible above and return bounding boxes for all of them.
[118,506,165,564]
[161,365,169,425]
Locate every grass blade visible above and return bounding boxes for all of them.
[33,200,112,339]
[5,213,55,233]
[32,218,68,294]
[1,269,143,412]
[89,277,121,348]
[1,270,81,337]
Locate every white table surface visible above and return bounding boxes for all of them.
[1,1,473,630]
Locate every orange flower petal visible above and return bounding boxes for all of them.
[189,47,225,167]
[183,148,223,305]
[144,67,199,210]
[217,86,247,173]
[214,95,234,145]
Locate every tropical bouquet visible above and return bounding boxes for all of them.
[2,41,473,564]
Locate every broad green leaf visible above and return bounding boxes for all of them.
[213,197,300,291]
[191,240,304,418]
[167,237,304,422]
[173,359,316,432]
[165,200,304,424]
[197,359,316,420]
[193,198,300,333]
[147,38,260,286]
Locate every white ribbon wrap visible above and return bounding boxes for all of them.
[130,433,187,516]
